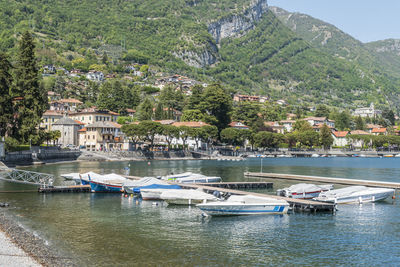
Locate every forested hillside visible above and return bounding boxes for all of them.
[270,6,400,109]
[0,0,398,109]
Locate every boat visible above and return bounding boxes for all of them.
[196,195,290,216]
[311,154,320,158]
[123,177,180,194]
[160,172,222,183]
[88,173,129,193]
[140,187,182,200]
[313,186,395,204]
[60,172,81,183]
[159,189,217,205]
[276,183,334,199]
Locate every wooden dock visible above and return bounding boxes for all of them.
[38,185,91,193]
[196,182,273,190]
[180,183,335,212]
[244,172,400,189]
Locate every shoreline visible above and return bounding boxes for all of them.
[0,209,75,267]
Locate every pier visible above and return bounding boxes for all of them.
[197,181,273,190]
[38,185,91,193]
[180,183,335,212]
[244,172,400,189]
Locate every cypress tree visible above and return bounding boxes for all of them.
[13,31,47,143]
[0,53,13,137]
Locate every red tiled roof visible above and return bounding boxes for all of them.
[78,127,87,132]
[74,120,85,125]
[229,122,249,128]
[333,131,349,138]
[372,128,387,133]
[126,108,136,113]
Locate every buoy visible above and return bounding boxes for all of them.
[148,161,151,166]
[124,194,128,198]
[392,195,396,199]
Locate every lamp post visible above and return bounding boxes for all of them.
[260,157,263,173]
[29,139,32,151]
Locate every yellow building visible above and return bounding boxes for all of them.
[78,121,122,151]
[69,108,119,125]
[41,110,63,131]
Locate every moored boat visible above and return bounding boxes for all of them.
[160,172,222,183]
[277,183,333,199]
[196,195,289,216]
[313,186,395,204]
[160,189,217,205]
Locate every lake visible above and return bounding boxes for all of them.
[1,158,400,266]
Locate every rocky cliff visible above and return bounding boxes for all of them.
[207,0,269,44]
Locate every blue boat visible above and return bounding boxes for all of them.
[89,180,124,193]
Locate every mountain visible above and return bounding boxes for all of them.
[270,6,400,109]
[0,0,398,109]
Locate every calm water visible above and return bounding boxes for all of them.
[1,158,400,266]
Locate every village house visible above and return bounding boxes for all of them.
[264,121,285,134]
[371,127,387,136]
[312,123,335,133]
[229,122,249,130]
[302,117,335,128]
[332,131,349,147]
[78,121,123,151]
[69,108,119,125]
[52,117,81,147]
[86,71,104,82]
[279,120,296,132]
[233,94,260,102]
[41,110,63,131]
[349,130,370,148]
[49,98,83,112]
[47,91,61,101]
[366,124,383,133]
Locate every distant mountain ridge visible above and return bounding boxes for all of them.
[0,1,399,109]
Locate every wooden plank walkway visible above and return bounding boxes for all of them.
[244,172,400,189]
[180,183,335,212]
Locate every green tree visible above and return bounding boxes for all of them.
[140,121,162,149]
[319,124,333,150]
[254,131,283,149]
[121,123,145,150]
[178,126,193,150]
[315,105,330,118]
[201,125,218,149]
[220,128,240,146]
[154,102,164,120]
[161,124,179,150]
[0,53,13,137]
[186,85,204,109]
[382,108,395,126]
[335,111,351,130]
[354,115,365,130]
[12,31,47,143]
[137,97,153,121]
[198,83,232,132]
[181,109,204,122]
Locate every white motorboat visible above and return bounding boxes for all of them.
[159,189,217,205]
[277,183,334,199]
[196,195,289,216]
[313,186,395,204]
[160,172,222,183]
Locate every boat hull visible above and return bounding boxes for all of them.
[197,204,289,216]
[89,181,123,193]
[314,188,395,204]
[164,198,206,205]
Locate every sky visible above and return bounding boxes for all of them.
[268,0,400,43]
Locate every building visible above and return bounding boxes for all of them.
[279,120,296,132]
[233,94,260,102]
[354,103,382,118]
[371,128,387,136]
[349,130,370,148]
[79,121,123,151]
[52,117,81,147]
[69,108,119,125]
[47,91,61,101]
[229,122,249,130]
[264,122,285,134]
[332,131,349,147]
[302,117,335,128]
[49,98,83,112]
[366,124,383,133]
[41,110,63,131]
[86,71,104,82]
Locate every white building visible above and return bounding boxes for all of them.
[86,71,104,82]
[52,117,81,147]
[354,103,382,118]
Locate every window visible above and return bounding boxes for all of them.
[52,118,54,122]
[96,116,98,121]
[45,118,48,122]
[93,135,95,139]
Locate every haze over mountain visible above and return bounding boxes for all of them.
[1,0,399,110]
